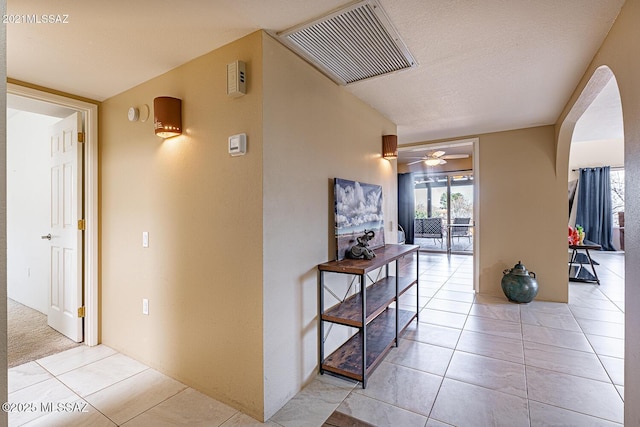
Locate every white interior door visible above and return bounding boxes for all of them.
[47,112,83,342]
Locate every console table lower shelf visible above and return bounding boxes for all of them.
[321,308,416,382]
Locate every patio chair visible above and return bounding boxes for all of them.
[415,217,443,247]
[398,224,406,244]
[451,217,471,243]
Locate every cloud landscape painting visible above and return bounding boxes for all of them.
[334,178,385,260]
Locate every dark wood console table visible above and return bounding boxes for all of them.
[317,244,419,387]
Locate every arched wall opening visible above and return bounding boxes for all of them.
[557,64,627,415]
[554,2,640,423]
[567,72,624,251]
[556,66,617,181]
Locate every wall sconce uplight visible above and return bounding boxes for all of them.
[154,97,182,138]
[382,135,398,159]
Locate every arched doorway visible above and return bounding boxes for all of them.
[568,73,624,251]
[558,65,625,405]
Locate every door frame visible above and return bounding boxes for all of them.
[398,137,479,292]
[8,83,99,346]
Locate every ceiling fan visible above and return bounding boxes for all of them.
[406,150,470,166]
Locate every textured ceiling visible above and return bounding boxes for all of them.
[572,77,624,143]
[6,0,624,144]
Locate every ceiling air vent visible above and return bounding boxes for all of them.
[277,0,417,85]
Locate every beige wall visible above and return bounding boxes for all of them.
[100,30,397,421]
[261,34,397,418]
[555,0,640,423]
[477,126,567,301]
[100,32,265,419]
[569,138,624,171]
[400,126,567,302]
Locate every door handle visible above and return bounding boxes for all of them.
[41,234,52,240]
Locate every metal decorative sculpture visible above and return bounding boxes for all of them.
[347,230,377,260]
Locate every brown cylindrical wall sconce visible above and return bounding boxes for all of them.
[382,134,398,159]
[154,97,182,138]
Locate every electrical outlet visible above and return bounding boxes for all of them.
[142,298,149,315]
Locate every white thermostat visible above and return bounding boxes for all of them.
[228,133,247,156]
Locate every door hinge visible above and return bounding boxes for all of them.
[78,132,85,143]
[78,219,86,230]
[78,306,85,318]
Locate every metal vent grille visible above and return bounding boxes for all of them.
[278,0,417,85]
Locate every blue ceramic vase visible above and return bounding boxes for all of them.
[501,261,538,303]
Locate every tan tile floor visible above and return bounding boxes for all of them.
[7,252,625,426]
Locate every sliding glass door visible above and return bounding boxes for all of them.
[414,173,474,254]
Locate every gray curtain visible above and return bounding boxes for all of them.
[398,173,415,244]
[576,167,615,251]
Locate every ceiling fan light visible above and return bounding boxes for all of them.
[425,158,440,166]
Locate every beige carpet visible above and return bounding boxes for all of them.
[7,298,82,368]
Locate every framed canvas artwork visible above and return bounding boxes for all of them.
[334,178,385,260]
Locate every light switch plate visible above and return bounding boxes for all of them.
[142,231,149,248]
[143,298,149,315]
